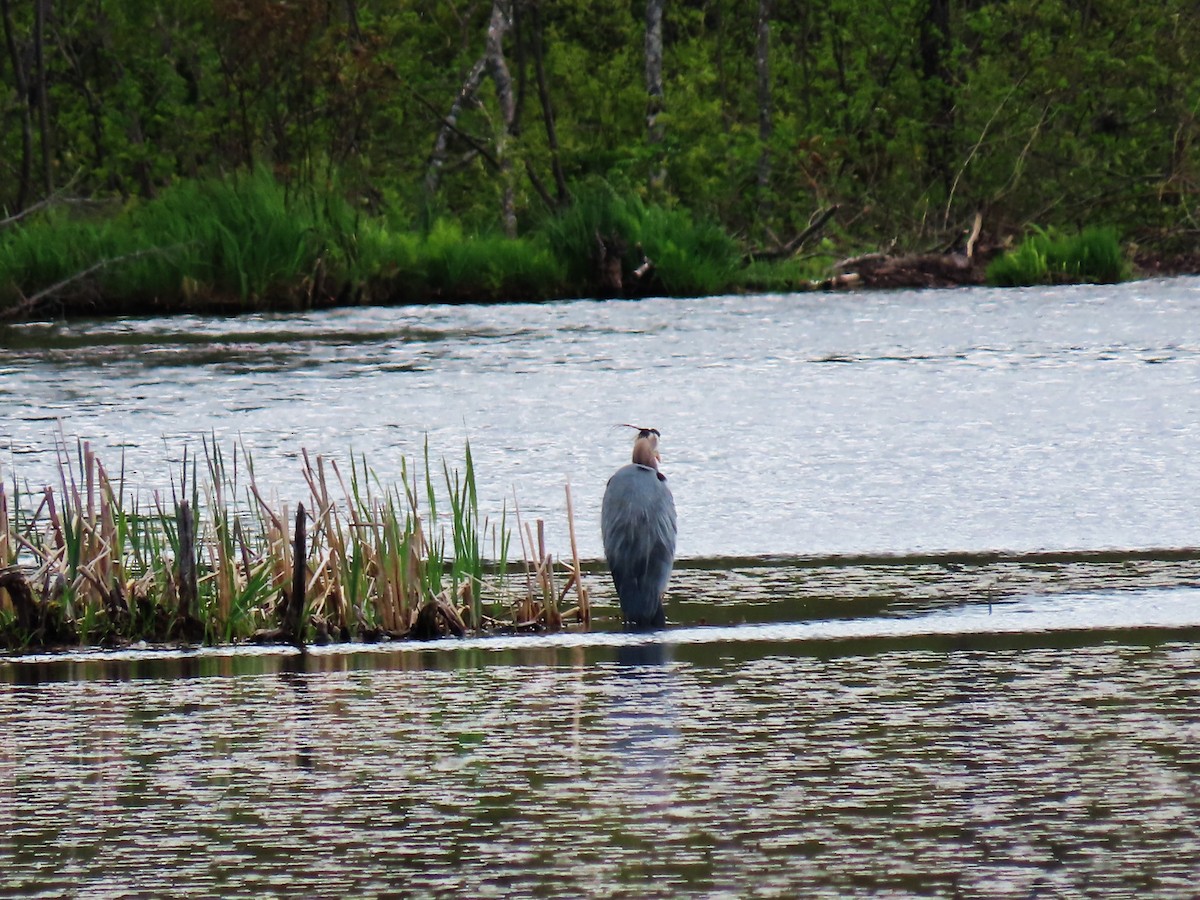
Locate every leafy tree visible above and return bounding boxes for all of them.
[0,0,1197,255]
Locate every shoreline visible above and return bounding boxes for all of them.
[3,252,1196,327]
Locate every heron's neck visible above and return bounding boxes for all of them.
[631,438,659,469]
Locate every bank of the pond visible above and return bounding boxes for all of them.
[1,171,1173,323]
[0,171,766,321]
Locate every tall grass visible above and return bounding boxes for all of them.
[0,438,589,650]
[986,226,1130,287]
[534,177,741,296]
[1,170,760,317]
[0,168,357,310]
[0,171,573,313]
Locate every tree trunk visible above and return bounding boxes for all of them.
[644,0,665,193]
[424,57,488,199]
[343,0,362,45]
[425,0,518,236]
[1,0,34,209]
[484,0,517,237]
[529,0,568,206]
[919,0,953,203]
[34,0,52,195]
[755,0,772,227]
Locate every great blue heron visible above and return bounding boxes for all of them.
[601,426,677,628]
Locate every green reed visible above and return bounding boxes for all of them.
[0,438,588,650]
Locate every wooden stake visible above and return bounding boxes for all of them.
[176,500,197,622]
[284,503,307,650]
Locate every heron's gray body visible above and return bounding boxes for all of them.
[601,463,677,628]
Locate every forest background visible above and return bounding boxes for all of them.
[2,0,1198,314]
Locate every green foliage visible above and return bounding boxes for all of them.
[0,172,569,311]
[2,0,1190,255]
[986,226,1130,287]
[411,220,565,299]
[534,178,739,296]
[3,0,1198,304]
[638,202,741,296]
[0,168,357,307]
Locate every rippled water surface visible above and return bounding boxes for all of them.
[5,620,1200,897]
[4,560,1200,897]
[4,282,1200,895]
[4,278,1200,559]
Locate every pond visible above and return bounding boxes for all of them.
[3,280,1200,895]
[4,277,1200,560]
[4,589,1199,897]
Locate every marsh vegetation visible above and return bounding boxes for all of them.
[0,438,590,651]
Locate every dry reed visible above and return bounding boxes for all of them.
[0,438,591,650]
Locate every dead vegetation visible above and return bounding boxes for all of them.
[0,438,591,652]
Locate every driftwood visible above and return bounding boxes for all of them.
[833,251,985,289]
[409,597,468,641]
[0,245,181,323]
[830,212,991,289]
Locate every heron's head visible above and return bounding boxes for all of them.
[624,426,661,469]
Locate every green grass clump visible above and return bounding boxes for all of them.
[0,172,573,314]
[370,218,566,301]
[0,168,361,310]
[117,169,348,300]
[533,178,741,297]
[0,170,750,317]
[986,226,1130,287]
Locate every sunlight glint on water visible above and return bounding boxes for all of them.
[4,282,1200,896]
[2,634,1199,896]
[3,278,1200,559]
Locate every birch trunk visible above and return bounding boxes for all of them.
[424,56,488,199]
[424,0,517,237]
[644,0,665,193]
[485,0,517,237]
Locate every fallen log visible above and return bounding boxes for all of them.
[833,243,995,290]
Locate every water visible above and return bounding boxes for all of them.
[3,278,1200,559]
[4,601,1200,897]
[4,281,1200,895]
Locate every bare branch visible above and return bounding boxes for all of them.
[0,245,180,322]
